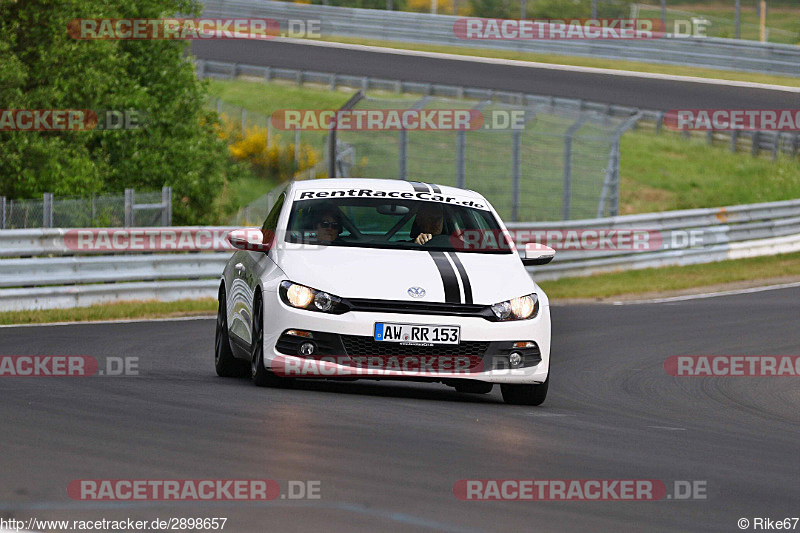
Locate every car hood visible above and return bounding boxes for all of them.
[273,245,536,305]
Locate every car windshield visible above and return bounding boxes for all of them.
[285,197,512,254]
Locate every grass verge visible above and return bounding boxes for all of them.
[305,36,800,88]
[0,298,217,326]
[539,251,800,300]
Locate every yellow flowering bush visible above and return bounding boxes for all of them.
[219,114,321,182]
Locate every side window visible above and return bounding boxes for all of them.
[261,193,286,243]
[261,193,286,233]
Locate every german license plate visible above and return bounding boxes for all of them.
[374,323,460,345]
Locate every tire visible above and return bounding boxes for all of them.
[250,291,293,388]
[454,381,494,394]
[215,286,248,378]
[500,375,549,406]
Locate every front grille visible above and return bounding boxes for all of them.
[344,298,493,319]
[341,335,489,357]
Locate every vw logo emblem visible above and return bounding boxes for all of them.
[408,286,426,298]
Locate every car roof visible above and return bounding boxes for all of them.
[291,178,486,202]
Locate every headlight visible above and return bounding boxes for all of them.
[279,281,348,314]
[287,284,314,308]
[491,293,538,321]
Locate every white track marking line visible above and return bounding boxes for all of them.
[267,37,800,93]
[647,426,687,431]
[0,315,215,329]
[613,281,800,305]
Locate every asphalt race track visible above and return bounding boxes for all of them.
[1,287,798,532]
[190,39,800,111]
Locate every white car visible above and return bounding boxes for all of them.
[215,178,555,405]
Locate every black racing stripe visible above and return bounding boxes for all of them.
[429,251,461,304]
[428,183,442,193]
[447,253,473,305]
[409,181,429,193]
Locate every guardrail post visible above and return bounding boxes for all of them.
[0,196,5,229]
[752,131,760,156]
[792,133,799,158]
[124,188,134,227]
[196,59,205,79]
[706,130,714,146]
[330,74,337,91]
[264,66,272,82]
[456,130,466,189]
[161,186,172,226]
[216,98,222,116]
[398,129,408,180]
[730,130,739,152]
[297,70,304,87]
[772,133,780,161]
[42,193,53,228]
[240,108,247,134]
[511,130,521,222]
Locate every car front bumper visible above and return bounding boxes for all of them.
[262,290,551,384]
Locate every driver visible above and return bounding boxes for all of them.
[410,203,444,245]
[312,204,343,243]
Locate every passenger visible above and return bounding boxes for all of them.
[411,203,444,245]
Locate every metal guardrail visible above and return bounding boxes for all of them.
[202,0,800,76]
[513,198,800,280]
[2,198,800,310]
[198,60,800,160]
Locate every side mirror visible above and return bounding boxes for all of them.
[227,229,272,252]
[522,243,555,266]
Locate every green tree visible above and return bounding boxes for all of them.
[0,0,245,224]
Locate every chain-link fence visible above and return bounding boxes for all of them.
[226,92,638,224]
[330,94,638,222]
[211,97,328,168]
[0,188,172,229]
